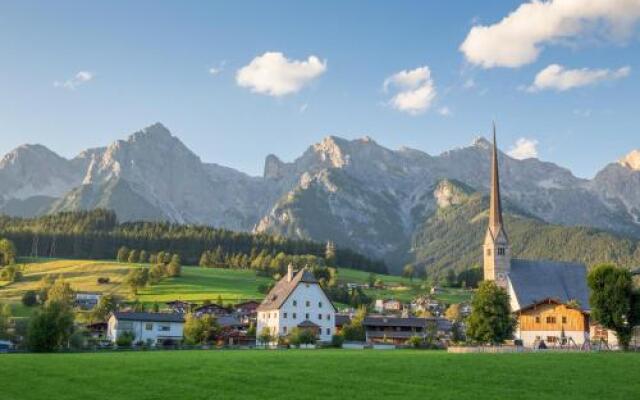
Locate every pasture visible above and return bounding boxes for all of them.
[0,350,638,400]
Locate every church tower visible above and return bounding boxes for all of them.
[483,123,511,288]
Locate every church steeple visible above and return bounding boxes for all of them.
[488,122,505,239]
[483,122,511,287]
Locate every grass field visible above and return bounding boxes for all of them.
[0,258,471,314]
[0,350,638,400]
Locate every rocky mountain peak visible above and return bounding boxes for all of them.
[619,149,640,171]
[0,144,66,168]
[472,136,491,150]
[312,136,351,168]
[264,154,286,179]
[434,179,472,208]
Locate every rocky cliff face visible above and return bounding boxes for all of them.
[2,123,640,270]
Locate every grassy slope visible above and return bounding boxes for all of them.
[0,351,638,400]
[0,259,471,313]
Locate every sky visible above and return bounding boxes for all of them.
[1,0,639,178]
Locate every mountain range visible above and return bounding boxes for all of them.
[2,122,640,273]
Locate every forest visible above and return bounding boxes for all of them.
[0,209,387,274]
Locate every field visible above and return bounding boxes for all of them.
[0,350,639,400]
[0,258,471,314]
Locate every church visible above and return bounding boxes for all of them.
[483,127,591,347]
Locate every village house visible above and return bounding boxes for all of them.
[107,312,184,346]
[483,129,591,347]
[74,292,101,310]
[374,299,403,314]
[257,264,336,343]
[165,300,196,314]
[193,303,229,317]
[363,316,452,345]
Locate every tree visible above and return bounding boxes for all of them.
[367,273,377,288]
[446,269,457,287]
[0,265,22,282]
[139,250,148,264]
[149,264,166,285]
[325,241,336,266]
[258,327,273,346]
[0,303,12,340]
[588,264,637,350]
[466,281,515,345]
[341,306,367,341]
[27,300,75,352]
[91,295,118,322]
[128,249,139,264]
[45,279,75,308]
[167,256,182,277]
[116,246,129,262]
[0,238,16,266]
[445,303,462,322]
[184,314,218,345]
[125,268,149,295]
[403,264,415,282]
[22,290,38,307]
[288,327,316,347]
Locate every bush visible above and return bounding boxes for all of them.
[116,331,135,347]
[407,335,423,348]
[22,290,38,307]
[97,277,110,284]
[289,327,316,347]
[331,334,344,348]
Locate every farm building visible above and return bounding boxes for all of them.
[257,264,336,343]
[107,312,184,345]
[363,316,452,345]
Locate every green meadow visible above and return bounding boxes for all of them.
[0,350,638,400]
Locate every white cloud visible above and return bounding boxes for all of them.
[437,106,452,116]
[508,138,539,160]
[460,0,640,68]
[528,64,630,91]
[53,71,94,90]
[209,60,226,76]
[236,52,327,96]
[384,66,436,115]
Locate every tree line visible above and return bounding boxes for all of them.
[0,209,387,273]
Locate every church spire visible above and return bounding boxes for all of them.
[488,121,504,238]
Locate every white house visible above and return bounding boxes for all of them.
[107,312,184,345]
[257,265,336,343]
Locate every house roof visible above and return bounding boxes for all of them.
[217,315,243,328]
[508,259,590,312]
[257,268,329,312]
[363,316,452,331]
[335,314,352,326]
[112,312,184,323]
[297,320,320,328]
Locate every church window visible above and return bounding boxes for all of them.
[497,247,505,256]
[487,249,491,256]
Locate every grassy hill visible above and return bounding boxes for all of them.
[1,350,638,400]
[0,258,470,314]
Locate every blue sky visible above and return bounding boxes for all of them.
[1,0,639,178]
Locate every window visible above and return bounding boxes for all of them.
[283,313,288,319]
[487,249,491,256]
[319,301,323,308]
[145,323,153,331]
[292,313,297,319]
[535,316,540,324]
[497,247,505,256]
[562,316,567,324]
[305,313,310,320]
[327,314,331,320]
[318,314,322,320]
[158,325,171,332]
[283,326,288,334]
[293,300,297,306]
[545,316,556,324]
[326,328,330,335]
[306,300,310,307]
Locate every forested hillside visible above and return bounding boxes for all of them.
[412,181,640,280]
[0,210,387,273]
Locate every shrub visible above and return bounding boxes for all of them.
[97,277,110,284]
[116,331,135,347]
[331,334,344,348]
[22,290,38,307]
[407,335,423,348]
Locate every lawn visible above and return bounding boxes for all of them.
[0,350,638,400]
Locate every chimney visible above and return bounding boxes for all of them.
[287,264,294,282]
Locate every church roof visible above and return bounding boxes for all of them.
[508,259,590,312]
[488,123,507,242]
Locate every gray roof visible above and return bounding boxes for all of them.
[257,268,324,312]
[217,315,243,328]
[509,259,590,312]
[363,316,452,331]
[112,312,185,323]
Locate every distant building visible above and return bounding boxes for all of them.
[107,312,184,345]
[193,303,229,317]
[483,128,590,347]
[363,316,452,345]
[165,301,196,314]
[374,299,403,313]
[75,292,101,310]
[257,264,336,343]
